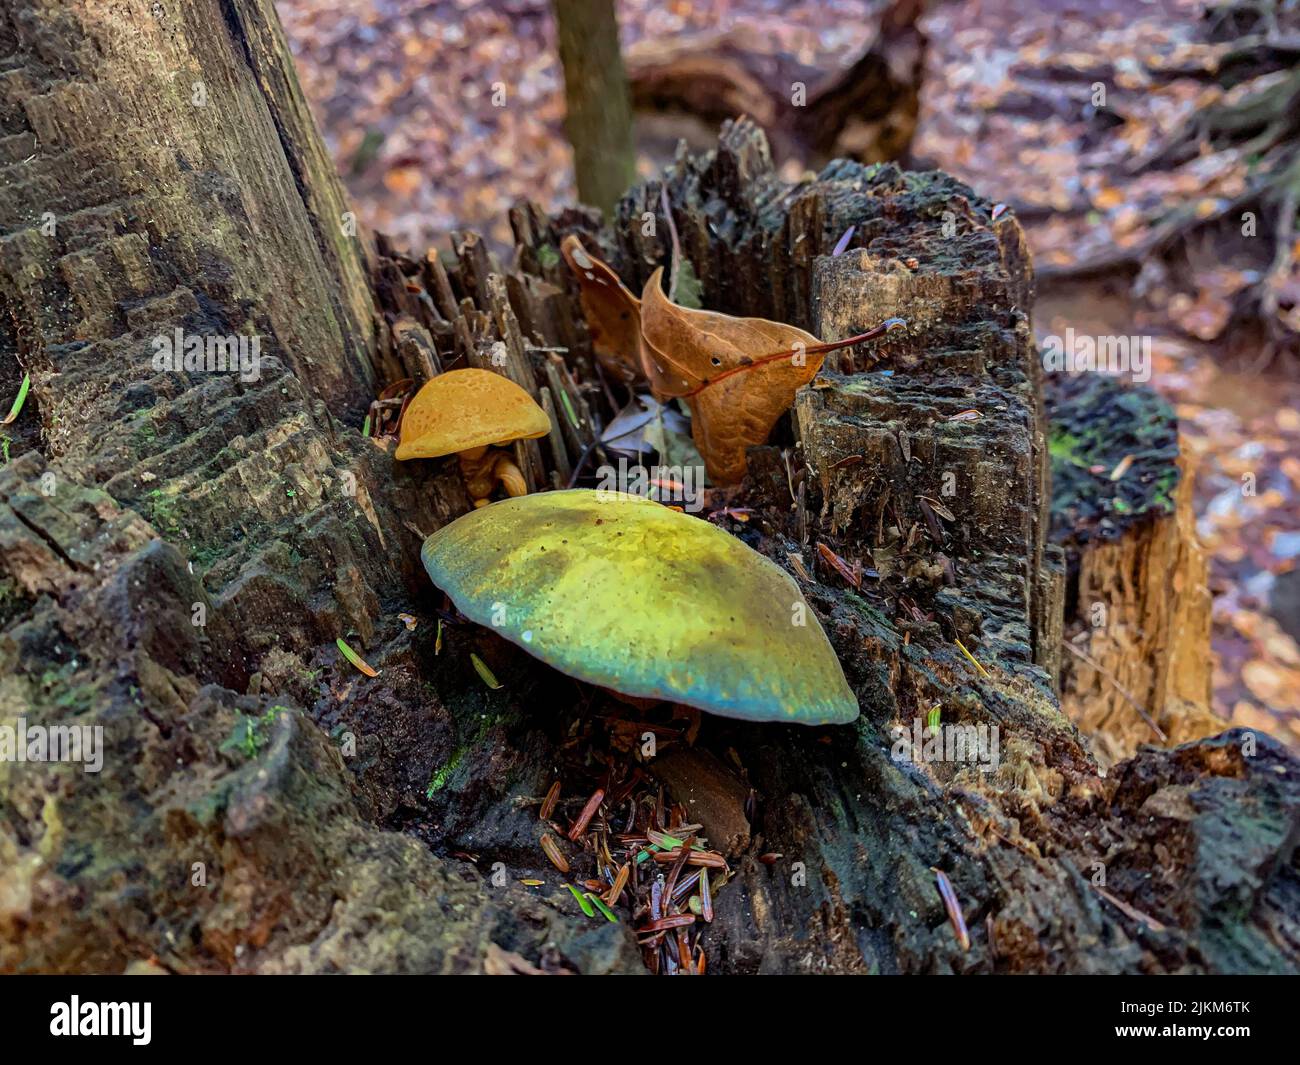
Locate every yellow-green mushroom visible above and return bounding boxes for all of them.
[421,489,859,725]
[396,368,551,507]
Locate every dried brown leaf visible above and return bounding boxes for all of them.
[639,267,825,484]
[560,235,643,384]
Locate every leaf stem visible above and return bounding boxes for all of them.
[683,318,906,397]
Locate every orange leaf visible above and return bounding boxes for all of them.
[564,242,899,485]
[560,235,643,384]
[639,267,825,483]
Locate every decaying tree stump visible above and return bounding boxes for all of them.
[2,3,1298,975]
[1046,375,1223,768]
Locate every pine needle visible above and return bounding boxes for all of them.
[3,373,30,425]
[954,637,991,679]
[566,883,595,917]
[336,637,380,677]
[471,652,502,689]
[585,892,618,922]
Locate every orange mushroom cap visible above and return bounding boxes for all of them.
[395,368,551,461]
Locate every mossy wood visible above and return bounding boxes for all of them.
[1,1,1296,976]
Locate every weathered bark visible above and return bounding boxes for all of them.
[2,3,1297,977]
[0,0,638,975]
[1046,375,1222,768]
[551,0,637,218]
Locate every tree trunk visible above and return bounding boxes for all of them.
[2,6,1297,976]
[551,0,637,218]
[0,0,638,976]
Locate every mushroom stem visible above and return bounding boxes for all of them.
[457,446,531,505]
[493,453,529,498]
[456,447,498,506]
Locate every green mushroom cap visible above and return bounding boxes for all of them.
[421,489,859,725]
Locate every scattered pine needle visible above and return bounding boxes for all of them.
[435,618,443,656]
[932,867,971,951]
[604,862,629,906]
[954,637,991,679]
[558,389,580,429]
[566,883,596,917]
[831,224,856,257]
[1092,884,1166,932]
[568,787,604,841]
[3,373,30,426]
[540,832,570,873]
[1062,639,1166,741]
[471,652,502,689]
[787,552,813,582]
[817,541,862,589]
[336,636,380,677]
[585,892,619,922]
[539,780,560,821]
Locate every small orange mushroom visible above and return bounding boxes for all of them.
[395,369,551,507]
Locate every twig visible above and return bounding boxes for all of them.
[681,318,905,398]
[1092,884,1167,933]
[660,183,682,302]
[567,436,603,488]
[1062,639,1166,742]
